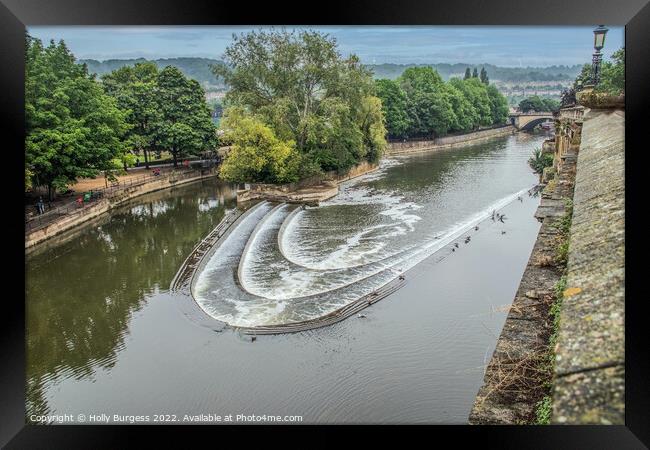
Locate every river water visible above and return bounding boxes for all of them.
[26,132,545,424]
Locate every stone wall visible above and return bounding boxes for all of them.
[468,105,625,425]
[25,170,219,249]
[386,125,514,155]
[236,160,378,204]
[551,108,625,425]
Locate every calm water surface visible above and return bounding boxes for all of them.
[26,133,545,423]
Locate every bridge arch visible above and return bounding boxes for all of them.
[518,117,553,132]
[509,112,554,131]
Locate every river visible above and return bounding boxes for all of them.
[26,132,546,424]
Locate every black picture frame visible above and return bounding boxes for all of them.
[3,0,648,447]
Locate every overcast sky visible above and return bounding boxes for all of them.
[27,26,624,67]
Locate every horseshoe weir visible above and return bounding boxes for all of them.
[168,133,547,334]
[26,132,549,423]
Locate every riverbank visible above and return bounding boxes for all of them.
[386,125,515,156]
[468,153,576,424]
[468,102,625,425]
[236,125,516,204]
[236,160,379,205]
[25,169,219,249]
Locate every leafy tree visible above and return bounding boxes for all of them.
[464,68,471,80]
[375,79,410,138]
[443,83,478,132]
[597,47,624,95]
[480,67,489,85]
[398,67,458,137]
[218,108,301,183]
[155,66,216,166]
[518,95,559,113]
[102,62,161,169]
[450,77,492,127]
[486,84,509,124]
[472,68,479,78]
[214,29,385,180]
[572,47,624,95]
[25,35,130,199]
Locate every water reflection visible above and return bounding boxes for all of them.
[25,180,237,417]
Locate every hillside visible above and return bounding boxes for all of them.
[79,57,227,91]
[367,63,583,82]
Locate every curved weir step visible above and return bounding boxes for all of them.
[236,276,406,335]
[276,205,417,271]
[237,202,291,290]
[170,200,268,294]
[180,187,532,333]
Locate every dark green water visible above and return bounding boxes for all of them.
[26,133,545,424]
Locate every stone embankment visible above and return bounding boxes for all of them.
[385,125,514,156]
[468,98,625,425]
[25,169,219,249]
[237,126,515,204]
[551,108,625,425]
[236,161,378,204]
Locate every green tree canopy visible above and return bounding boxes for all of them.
[218,108,301,184]
[480,67,489,85]
[450,77,493,127]
[598,47,624,95]
[102,62,161,168]
[398,67,457,137]
[155,66,217,166]
[486,84,509,124]
[25,35,130,198]
[518,95,559,113]
[375,79,410,138]
[214,29,386,181]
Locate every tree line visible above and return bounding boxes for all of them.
[375,66,509,140]
[25,35,216,199]
[25,30,523,192]
[517,96,561,113]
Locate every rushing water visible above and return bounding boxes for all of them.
[26,133,545,423]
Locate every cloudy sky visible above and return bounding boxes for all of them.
[27,26,624,67]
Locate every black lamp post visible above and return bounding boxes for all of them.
[590,25,609,86]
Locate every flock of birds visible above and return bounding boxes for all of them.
[249,198,526,336]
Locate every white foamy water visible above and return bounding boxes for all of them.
[191,152,534,327]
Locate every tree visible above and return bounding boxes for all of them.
[25,36,130,200]
[464,68,472,80]
[375,79,410,138]
[486,84,509,124]
[480,67,489,85]
[102,62,161,169]
[518,95,558,113]
[443,83,478,132]
[518,95,546,112]
[218,108,301,184]
[398,67,456,137]
[472,68,479,78]
[450,77,492,127]
[598,47,624,95]
[155,66,216,167]
[214,29,386,179]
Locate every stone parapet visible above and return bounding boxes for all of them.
[551,108,625,425]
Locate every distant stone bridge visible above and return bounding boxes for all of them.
[509,112,555,131]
